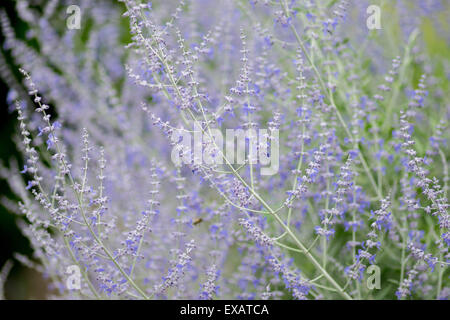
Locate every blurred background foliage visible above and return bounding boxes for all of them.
[0,0,449,299]
[0,0,39,299]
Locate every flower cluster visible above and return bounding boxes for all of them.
[0,0,448,300]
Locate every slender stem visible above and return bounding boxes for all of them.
[28,87,149,299]
[283,8,382,200]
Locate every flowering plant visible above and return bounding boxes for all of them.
[0,0,448,300]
